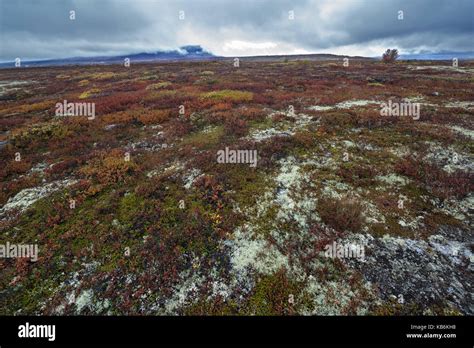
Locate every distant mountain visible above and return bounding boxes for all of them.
[399,51,474,60]
[239,53,372,62]
[0,45,216,68]
[3,47,472,69]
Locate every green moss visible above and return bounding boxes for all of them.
[11,122,71,148]
[181,126,224,149]
[79,88,100,99]
[144,90,177,101]
[369,219,413,238]
[184,298,239,315]
[6,278,59,314]
[244,269,309,315]
[200,90,253,102]
[200,71,215,76]
[248,116,274,131]
[146,82,171,90]
[370,299,461,316]
[368,82,385,87]
[118,193,145,227]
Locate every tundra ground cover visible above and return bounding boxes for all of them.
[0,59,472,315]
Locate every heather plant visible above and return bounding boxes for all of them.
[79,150,138,185]
[223,114,249,137]
[317,196,365,233]
[395,156,474,199]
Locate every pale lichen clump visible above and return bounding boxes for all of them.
[376,173,410,187]
[248,109,315,142]
[273,156,318,228]
[163,269,205,314]
[436,194,474,226]
[300,277,373,315]
[0,179,77,219]
[308,99,382,112]
[424,142,474,173]
[183,168,203,190]
[449,125,474,140]
[227,226,289,280]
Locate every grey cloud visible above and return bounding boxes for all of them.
[0,0,472,60]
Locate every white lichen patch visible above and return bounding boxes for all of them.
[403,96,425,103]
[227,226,289,279]
[163,269,205,314]
[208,267,232,300]
[307,105,334,112]
[308,99,381,112]
[250,127,293,142]
[445,101,474,110]
[0,179,77,218]
[342,140,356,148]
[75,289,94,312]
[301,277,373,315]
[424,143,474,173]
[248,109,316,142]
[362,200,387,225]
[376,173,410,187]
[428,235,472,266]
[0,80,36,96]
[225,155,325,287]
[387,145,412,158]
[320,180,353,199]
[407,65,474,74]
[52,262,108,314]
[64,288,110,314]
[146,161,184,178]
[436,194,474,226]
[28,162,49,176]
[183,168,203,189]
[273,157,316,226]
[449,125,474,140]
[398,215,424,231]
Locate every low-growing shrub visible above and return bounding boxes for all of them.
[200,90,253,103]
[146,82,171,90]
[338,163,377,186]
[223,114,248,137]
[79,150,138,185]
[317,196,365,233]
[395,156,474,199]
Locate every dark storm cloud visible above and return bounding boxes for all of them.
[0,0,472,60]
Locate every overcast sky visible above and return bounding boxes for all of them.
[0,0,473,61]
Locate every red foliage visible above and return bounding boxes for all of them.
[46,158,78,178]
[211,102,233,111]
[94,91,146,114]
[166,117,194,138]
[317,196,365,233]
[395,156,474,199]
[223,114,248,137]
